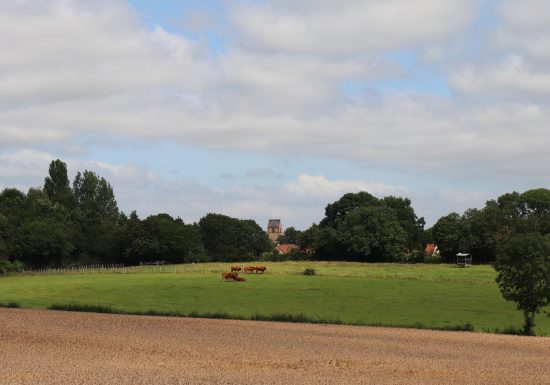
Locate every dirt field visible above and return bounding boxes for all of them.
[0,308,548,385]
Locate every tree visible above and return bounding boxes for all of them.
[71,170,120,263]
[124,214,205,264]
[0,188,27,229]
[73,170,118,220]
[44,159,74,208]
[198,213,271,261]
[10,219,74,267]
[382,196,425,251]
[316,192,426,261]
[279,226,302,244]
[519,189,550,234]
[431,212,464,262]
[495,233,550,335]
[320,191,378,228]
[460,208,497,263]
[338,205,408,261]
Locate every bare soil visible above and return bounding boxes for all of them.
[1,308,548,385]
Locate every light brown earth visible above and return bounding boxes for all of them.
[1,308,549,385]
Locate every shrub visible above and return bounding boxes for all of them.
[0,301,20,308]
[49,303,116,314]
[260,251,289,262]
[423,252,442,264]
[484,325,525,336]
[302,268,316,276]
[0,260,25,275]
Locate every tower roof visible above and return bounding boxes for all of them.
[268,219,281,228]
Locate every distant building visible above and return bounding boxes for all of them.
[267,219,282,243]
[277,243,299,254]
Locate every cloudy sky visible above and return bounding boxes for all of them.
[1,0,549,229]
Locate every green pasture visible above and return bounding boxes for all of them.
[1,262,549,334]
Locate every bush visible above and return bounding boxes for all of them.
[0,301,20,308]
[484,325,525,336]
[423,252,442,264]
[0,259,25,275]
[260,251,290,262]
[302,268,316,276]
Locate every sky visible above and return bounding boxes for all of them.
[1,0,550,230]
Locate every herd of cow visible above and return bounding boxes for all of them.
[221,265,267,282]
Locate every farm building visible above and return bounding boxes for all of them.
[277,243,299,254]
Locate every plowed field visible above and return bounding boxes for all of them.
[1,308,548,385]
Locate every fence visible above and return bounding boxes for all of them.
[20,263,336,277]
[19,263,229,276]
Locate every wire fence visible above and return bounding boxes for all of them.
[20,263,242,276]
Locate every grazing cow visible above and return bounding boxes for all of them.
[244,266,255,274]
[254,266,266,274]
[221,272,239,281]
[231,266,242,272]
[236,277,246,282]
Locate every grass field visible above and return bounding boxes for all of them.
[1,262,549,334]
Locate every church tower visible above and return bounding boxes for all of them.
[267,219,282,243]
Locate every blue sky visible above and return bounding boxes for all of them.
[1,0,550,229]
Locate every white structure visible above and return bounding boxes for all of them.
[456,253,472,268]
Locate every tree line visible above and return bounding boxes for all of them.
[0,160,273,272]
[2,159,550,270]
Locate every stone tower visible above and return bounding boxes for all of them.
[267,219,282,243]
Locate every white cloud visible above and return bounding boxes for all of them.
[448,0,550,100]
[451,55,550,97]
[0,150,52,189]
[283,174,406,197]
[0,0,209,110]
[498,0,550,31]
[3,89,550,182]
[230,0,477,54]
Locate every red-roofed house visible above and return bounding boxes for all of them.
[277,243,300,254]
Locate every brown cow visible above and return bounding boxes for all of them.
[243,266,255,274]
[231,266,242,272]
[236,277,246,282]
[221,272,239,281]
[254,266,266,274]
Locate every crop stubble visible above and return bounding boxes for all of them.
[0,308,548,385]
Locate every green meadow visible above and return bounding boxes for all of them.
[1,262,549,335]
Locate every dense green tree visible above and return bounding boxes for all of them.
[314,192,423,261]
[382,196,425,250]
[0,188,26,230]
[44,159,74,208]
[519,189,550,233]
[300,224,341,259]
[279,226,302,244]
[338,205,408,261]
[124,214,205,264]
[0,214,8,257]
[10,219,74,267]
[320,191,379,228]
[71,170,121,263]
[0,225,7,260]
[495,233,550,335]
[73,170,118,220]
[431,212,464,262]
[199,213,271,261]
[460,208,497,263]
